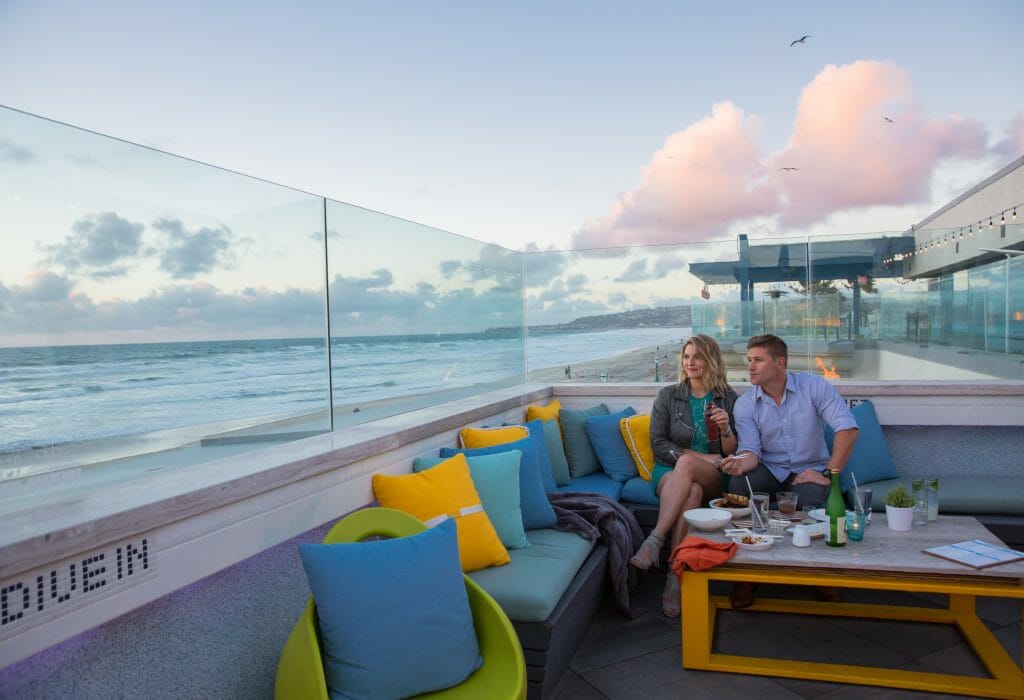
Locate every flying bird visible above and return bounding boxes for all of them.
[779,167,799,172]
[790,35,811,46]
[884,116,894,123]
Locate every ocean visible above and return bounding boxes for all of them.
[0,327,689,454]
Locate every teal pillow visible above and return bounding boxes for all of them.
[299,518,481,699]
[503,419,557,492]
[559,403,609,478]
[585,406,638,483]
[542,419,571,486]
[414,452,530,549]
[440,436,557,530]
[824,400,899,492]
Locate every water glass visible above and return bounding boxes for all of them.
[750,492,769,533]
[926,477,939,521]
[846,511,866,541]
[855,486,873,524]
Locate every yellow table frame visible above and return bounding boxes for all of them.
[681,564,1024,699]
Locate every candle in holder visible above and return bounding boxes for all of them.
[846,511,866,541]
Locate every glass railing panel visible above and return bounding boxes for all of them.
[324,201,525,425]
[523,240,747,384]
[0,106,330,488]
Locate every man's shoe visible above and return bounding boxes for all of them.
[815,586,842,603]
[729,582,757,609]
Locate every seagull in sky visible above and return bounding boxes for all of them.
[790,35,811,46]
[884,116,894,123]
[779,167,799,172]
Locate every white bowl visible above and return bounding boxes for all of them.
[730,534,774,551]
[683,507,732,531]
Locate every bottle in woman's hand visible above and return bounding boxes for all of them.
[704,399,719,441]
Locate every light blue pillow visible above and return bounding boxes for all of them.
[299,518,481,699]
[542,419,571,486]
[414,452,530,549]
[824,400,900,492]
[585,406,638,483]
[440,436,557,530]
[503,419,557,493]
[559,403,609,478]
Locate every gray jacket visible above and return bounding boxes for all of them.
[650,382,739,466]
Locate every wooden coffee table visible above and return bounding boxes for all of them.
[680,515,1024,698]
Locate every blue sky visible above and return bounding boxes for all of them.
[1,1,1023,345]
[2,0,1022,251]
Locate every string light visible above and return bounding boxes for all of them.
[1014,208,1018,221]
[1001,212,1006,225]
[989,218,994,229]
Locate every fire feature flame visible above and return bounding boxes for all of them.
[814,356,840,379]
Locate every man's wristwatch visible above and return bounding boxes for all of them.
[819,468,831,478]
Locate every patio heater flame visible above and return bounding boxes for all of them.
[814,356,840,379]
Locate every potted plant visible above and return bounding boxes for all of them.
[884,484,915,531]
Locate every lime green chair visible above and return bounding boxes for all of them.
[275,507,526,699]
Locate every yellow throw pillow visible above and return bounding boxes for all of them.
[620,414,655,480]
[372,454,510,572]
[458,425,529,449]
[526,400,561,435]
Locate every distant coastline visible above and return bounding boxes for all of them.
[484,304,693,335]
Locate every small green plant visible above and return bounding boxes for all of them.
[884,484,915,508]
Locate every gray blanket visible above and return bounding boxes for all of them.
[547,491,645,618]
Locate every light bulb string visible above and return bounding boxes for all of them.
[902,200,1023,257]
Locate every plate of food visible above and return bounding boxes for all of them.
[709,493,751,518]
[730,533,774,551]
[786,522,827,538]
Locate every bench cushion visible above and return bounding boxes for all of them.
[554,472,623,501]
[866,476,1024,515]
[620,476,660,506]
[467,528,595,622]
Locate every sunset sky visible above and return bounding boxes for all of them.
[1,1,1022,344]
[2,0,1021,252]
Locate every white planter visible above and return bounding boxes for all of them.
[885,505,914,531]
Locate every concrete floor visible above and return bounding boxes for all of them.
[552,567,1023,699]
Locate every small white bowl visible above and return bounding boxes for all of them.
[683,508,732,531]
[730,534,774,551]
[709,497,751,518]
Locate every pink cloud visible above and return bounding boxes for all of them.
[992,113,1024,161]
[572,102,779,249]
[774,61,988,227]
[572,60,998,248]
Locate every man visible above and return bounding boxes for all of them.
[719,334,859,607]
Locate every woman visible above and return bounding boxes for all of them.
[629,334,738,617]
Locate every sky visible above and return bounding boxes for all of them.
[1,1,1023,344]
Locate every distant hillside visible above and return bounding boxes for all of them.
[485,305,692,334]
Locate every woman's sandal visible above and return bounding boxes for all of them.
[629,532,665,571]
[662,573,681,618]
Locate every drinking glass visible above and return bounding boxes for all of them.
[777,491,798,516]
[926,477,939,521]
[911,478,929,526]
[750,492,769,533]
[846,511,866,541]
[855,486,873,524]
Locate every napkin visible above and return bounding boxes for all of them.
[670,536,738,579]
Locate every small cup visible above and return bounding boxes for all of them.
[855,486,873,524]
[846,511,866,541]
[777,491,798,516]
[792,525,811,547]
[801,505,817,523]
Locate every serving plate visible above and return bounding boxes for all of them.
[709,497,751,518]
[786,522,827,539]
[807,509,854,522]
[729,534,774,551]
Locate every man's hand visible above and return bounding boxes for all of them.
[718,451,753,476]
[792,469,830,487]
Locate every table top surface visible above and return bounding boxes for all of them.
[704,514,1024,581]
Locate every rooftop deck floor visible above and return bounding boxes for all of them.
[552,566,1022,699]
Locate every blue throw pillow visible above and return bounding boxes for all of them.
[542,419,572,486]
[559,403,609,478]
[299,519,481,699]
[413,452,530,549]
[585,406,638,483]
[824,400,900,492]
[441,436,557,529]
[503,419,557,493]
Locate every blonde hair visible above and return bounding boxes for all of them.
[677,334,731,396]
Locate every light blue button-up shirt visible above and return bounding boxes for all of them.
[734,371,857,483]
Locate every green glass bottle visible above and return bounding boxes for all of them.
[825,469,847,547]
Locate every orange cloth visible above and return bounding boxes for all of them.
[670,536,738,579]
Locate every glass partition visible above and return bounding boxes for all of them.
[324,201,525,425]
[0,106,330,486]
